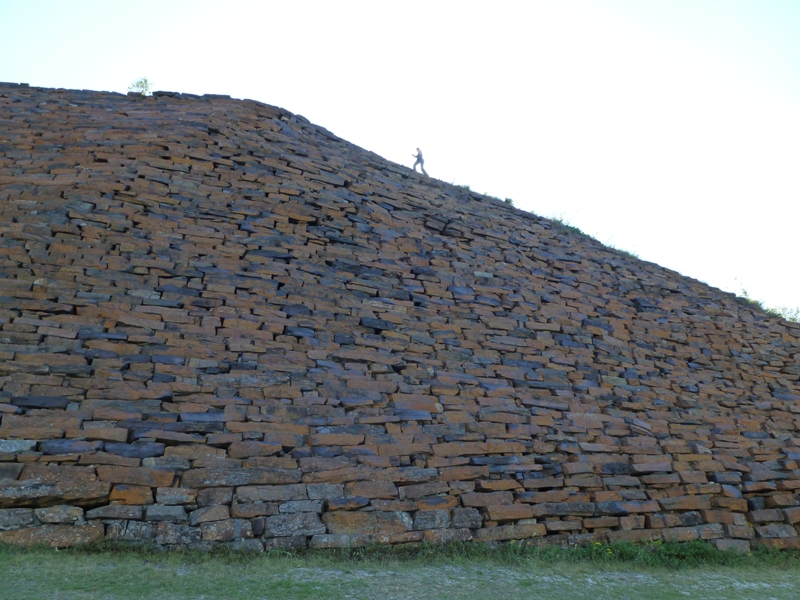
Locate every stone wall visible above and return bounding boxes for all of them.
[1,83,799,551]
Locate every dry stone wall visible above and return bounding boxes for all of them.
[1,83,800,551]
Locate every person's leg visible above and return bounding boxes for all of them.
[421,163,428,176]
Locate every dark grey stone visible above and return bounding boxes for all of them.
[412,509,450,530]
[145,504,188,522]
[263,512,325,537]
[0,508,34,531]
[278,500,323,514]
[86,505,144,520]
[40,440,103,455]
[0,464,24,481]
[107,520,157,541]
[0,440,37,454]
[104,442,166,459]
[11,396,70,409]
[156,522,201,545]
[451,507,483,529]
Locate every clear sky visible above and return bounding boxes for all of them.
[1,0,798,313]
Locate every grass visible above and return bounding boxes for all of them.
[605,243,640,259]
[3,541,800,599]
[549,215,586,236]
[549,216,645,260]
[736,290,800,322]
[737,294,784,319]
[777,307,800,322]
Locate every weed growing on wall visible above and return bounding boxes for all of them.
[128,77,152,96]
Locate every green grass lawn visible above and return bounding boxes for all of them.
[2,541,800,600]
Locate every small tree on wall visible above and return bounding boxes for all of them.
[128,77,152,96]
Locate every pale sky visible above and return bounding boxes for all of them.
[1,0,798,313]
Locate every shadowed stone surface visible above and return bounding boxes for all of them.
[0,83,799,550]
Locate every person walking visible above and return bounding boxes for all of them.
[412,148,428,176]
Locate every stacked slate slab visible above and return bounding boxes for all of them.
[0,83,799,551]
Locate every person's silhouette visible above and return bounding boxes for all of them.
[412,148,428,176]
